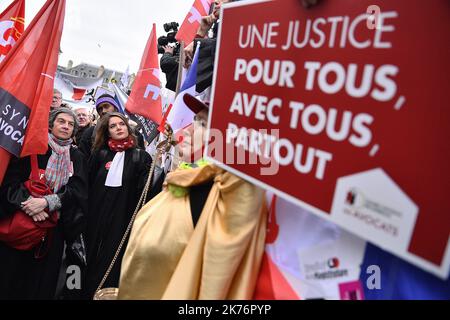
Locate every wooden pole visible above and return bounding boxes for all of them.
[175,41,185,97]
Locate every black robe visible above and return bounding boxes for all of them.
[83,147,151,299]
[0,146,88,300]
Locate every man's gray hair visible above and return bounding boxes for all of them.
[48,108,79,137]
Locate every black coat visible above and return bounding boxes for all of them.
[194,22,219,93]
[82,147,152,298]
[74,124,92,147]
[0,146,88,299]
[160,52,179,92]
[78,126,95,158]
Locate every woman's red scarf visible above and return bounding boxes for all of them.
[108,136,135,152]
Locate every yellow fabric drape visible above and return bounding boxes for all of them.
[118,164,267,300]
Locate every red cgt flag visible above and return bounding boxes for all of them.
[176,0,213,45]
[0,0,25,63]
[125,23,162,124]
[0,0,66,184]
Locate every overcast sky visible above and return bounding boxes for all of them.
[0,0,193,73]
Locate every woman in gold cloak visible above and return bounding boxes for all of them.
[117,95,267,299]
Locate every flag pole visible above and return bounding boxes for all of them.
[175,41,185,97]
[158,40,185,171]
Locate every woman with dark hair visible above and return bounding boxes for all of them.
[78,94,146,157]
[0,108,88,299]
[83,112,152,299]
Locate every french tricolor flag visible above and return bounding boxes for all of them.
[166,42,201,132]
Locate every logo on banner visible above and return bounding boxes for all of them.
[0,21,15,59]
[343,188,401,237]
[346,190,356,205]
[303,256,349,280]
[339,280,365,300]
[0,89,30,156]
[327,257,340,269]
[0,17,24,61]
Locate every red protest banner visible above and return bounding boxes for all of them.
[126,23,162,124]
[0,0,66,184]
[206,0,450,279]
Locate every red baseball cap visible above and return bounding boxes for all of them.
[183,93,209,114]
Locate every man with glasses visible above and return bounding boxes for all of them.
[73,107,93,146]
[51,89,63,111]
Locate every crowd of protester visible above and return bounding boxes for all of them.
[1,0,448,301]
[0,0,251,300]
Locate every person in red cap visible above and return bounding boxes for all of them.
[171,94,210,168]
[118,94,267,300]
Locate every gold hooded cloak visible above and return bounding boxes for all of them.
[118,164,267,299]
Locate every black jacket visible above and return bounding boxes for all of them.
[160,52,179,92]
[0,147,88,241]
[195,38,217,93]
[0,146,88,299]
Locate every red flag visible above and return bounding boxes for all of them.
[72,87,86,101]
[0,0,25,63]
[125,23,162,124]
[176,0,213,45]
[157,103,172,133]
[0,0,66,184]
